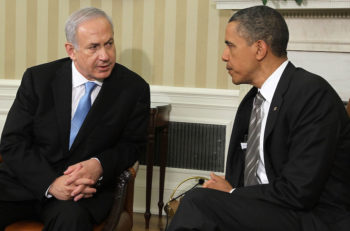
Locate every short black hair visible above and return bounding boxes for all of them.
[229,5,289,57]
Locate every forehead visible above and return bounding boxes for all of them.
[225,21,249,44]
[76,17,113,40]
[225,22,240,38]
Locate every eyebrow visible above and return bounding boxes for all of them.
[89,43,99,47]
[88,38,114,46]
[105,38,114,44]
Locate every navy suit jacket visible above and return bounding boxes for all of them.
[0,58,150,222]
[225,62,350,230]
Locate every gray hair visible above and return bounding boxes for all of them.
[229,5,289,57]
[65,7,114,48]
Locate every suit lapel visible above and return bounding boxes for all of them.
[52,60,73,154]
[225,87,256,186]
[264,62,296,142]
[236,87,257,138]
[236,87,257,163]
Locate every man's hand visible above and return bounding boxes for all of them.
[49,175,74,200]
[63,158,103,201]
[70,177,97,201]
[203,172,233,193]
[64,158,103,184]
[49,175,96,201]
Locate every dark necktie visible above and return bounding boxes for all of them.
[69,82,97,149]
[244,92,265,186]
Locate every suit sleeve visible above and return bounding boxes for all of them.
[233,77,348,210]
[96,83,150,187]
[0,69,58,199]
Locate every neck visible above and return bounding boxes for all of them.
[253,56,287,88]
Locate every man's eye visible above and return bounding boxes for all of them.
[106,41,113,47]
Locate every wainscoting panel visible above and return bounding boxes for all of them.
[0,80,240,214]
[0,80,20,133]
[137,85,239,213]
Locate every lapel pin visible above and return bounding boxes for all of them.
[273,106,278,111]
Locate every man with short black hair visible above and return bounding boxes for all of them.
[168,5,350,231]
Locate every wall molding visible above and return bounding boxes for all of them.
[282,9,350,52]
[151,85,239,125]
[0,81,240,127]
[0,80,240,214]
[213,0,350,10]
[280,9,350,17]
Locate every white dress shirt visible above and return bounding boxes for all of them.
[257,60,289,184]
[71,63,103,118]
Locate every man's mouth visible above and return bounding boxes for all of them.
[97,64,110,71]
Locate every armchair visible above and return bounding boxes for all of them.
[0,155,138,231]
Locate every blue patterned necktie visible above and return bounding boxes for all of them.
[69,82,97,149]
[244,92,265,186]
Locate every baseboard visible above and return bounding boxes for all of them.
[133,165,216,214]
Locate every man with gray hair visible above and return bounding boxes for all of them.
[0,7,150,230]
[168,5,350,231]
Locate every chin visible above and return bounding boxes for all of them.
[231,75,246,86]
[95,75,110,80]
[94,71,113,79]
[233,79,247,86]
[231,78,240,85]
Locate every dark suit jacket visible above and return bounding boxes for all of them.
[225,62,350,230]
[0,57,150,222]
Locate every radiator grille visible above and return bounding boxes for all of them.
[140,122,226,172]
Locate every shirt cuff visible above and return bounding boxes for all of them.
[45,186,53,198]
[91,157,103,182]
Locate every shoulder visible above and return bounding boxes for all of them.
[18,58,71,92]
[281,65,343,117]
[292,67,329,88]
[23,58,71,82]
[27,57,71,73]
[282,63,337,99]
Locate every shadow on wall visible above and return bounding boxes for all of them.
[118,49,153,84]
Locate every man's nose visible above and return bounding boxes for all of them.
[98,47,109,61]
[222,47,229,62]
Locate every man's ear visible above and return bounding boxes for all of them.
[65,43,76,60]
[255,40,268,61]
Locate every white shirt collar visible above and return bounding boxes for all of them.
[259,60,289,103]
[71,62,103,88]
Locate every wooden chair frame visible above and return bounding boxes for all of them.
[0,155,138,231]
